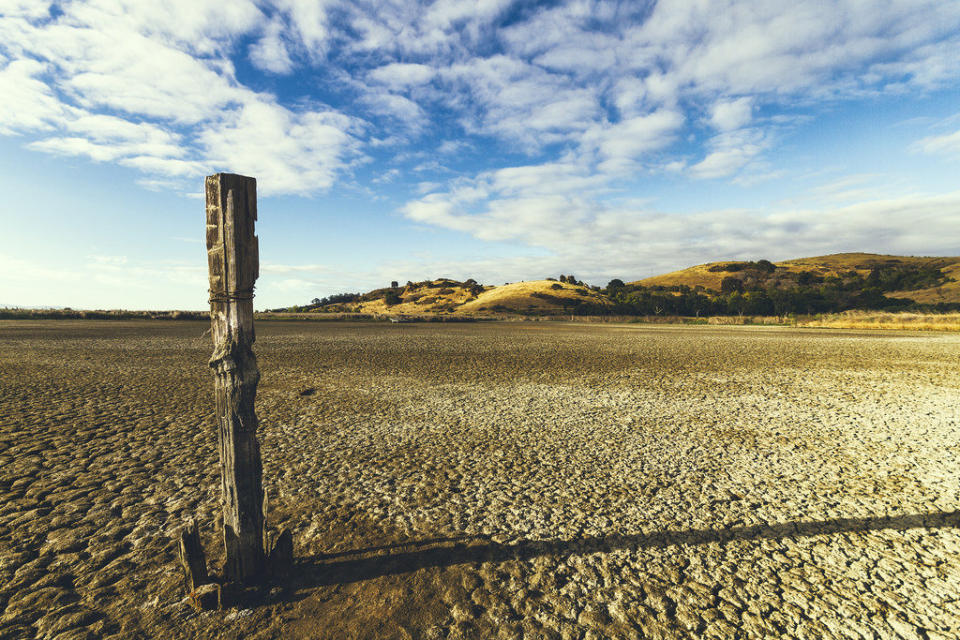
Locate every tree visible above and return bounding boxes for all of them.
[311,298,321,305]
[744,290,774,315]
[384,292,402,306]
[391,281,399,288]
[755,259,776,273]
[720,276,744,294]
[607,278,625,290]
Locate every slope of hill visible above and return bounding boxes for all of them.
[298,253,960,317]
[459,280,610,314]
[632,253,960,304]
[314,278,608,315]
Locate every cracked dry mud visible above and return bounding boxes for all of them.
[1,319,958,640]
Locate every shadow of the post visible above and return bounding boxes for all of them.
[276,510,960,598]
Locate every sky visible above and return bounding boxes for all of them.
[2,0,960,310]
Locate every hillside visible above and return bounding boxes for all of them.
[311,278,609,316]
[293,253,960,318]
[633,253,960,304]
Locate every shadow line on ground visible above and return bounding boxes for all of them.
[280,510,960,597]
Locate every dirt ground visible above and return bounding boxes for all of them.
[1,320,958,640]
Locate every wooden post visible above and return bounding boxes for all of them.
[205,173,266,584]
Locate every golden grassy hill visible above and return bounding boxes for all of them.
[323,278,609,316]
[348,278,485,314]
[633,253,960,303]
[459,280,610,314]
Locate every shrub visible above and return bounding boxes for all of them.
[721,276,744,293]
[550,283,563,290]
[755,259,776,273]
[384,292,402,306]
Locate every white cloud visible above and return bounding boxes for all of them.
[689,148,756,179]
[79,0,263,55]
[437,55,601,151]
[249,18,295,74]
[0,1,51,19]
[582,109,685,171]
[0,1,364,195]
[198,98,365,195]
[913,129,960,156]
[2,0,960,222]
[271,0,336,53]
[0,58,73,134]
[368,63,436,89]
[688,127,768,179]
[709,97,753,131]
[341,0,510,56]
[401,189,960,285]
[360,92,426,130]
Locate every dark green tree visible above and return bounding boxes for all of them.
[721,276,744,294]
[384,292,402,306]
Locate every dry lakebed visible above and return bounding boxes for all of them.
[0,319,958,639]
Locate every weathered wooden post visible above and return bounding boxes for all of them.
[176,174,292,606]
[205,173,267,584]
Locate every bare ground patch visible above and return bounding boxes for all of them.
[1,320,959,639]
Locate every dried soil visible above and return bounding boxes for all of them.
[1,320,958,639]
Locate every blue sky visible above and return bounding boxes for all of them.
[2,0,960,310]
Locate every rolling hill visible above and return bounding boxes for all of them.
[297,253,960,317]
[632,253,960,304]
[311,278,610,316]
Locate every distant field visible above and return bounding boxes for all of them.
[5,309,960,333]
[1,321,959,639]
[799,311,960,331]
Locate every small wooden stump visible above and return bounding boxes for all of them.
[177,519,208,591]
[268,528,294,578]
[189,583,222,612]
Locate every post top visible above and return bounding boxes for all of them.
[207,172,257,183]
[205,172,259,302]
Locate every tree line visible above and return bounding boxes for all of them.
[289,262,957,316]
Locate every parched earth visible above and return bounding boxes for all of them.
[1,320,959,640]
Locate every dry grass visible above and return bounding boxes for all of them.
[799,310,960,331]
[705,315,792,326]
[633,253,960,303]
[333,279,609,316]
[353,279,484,315]
[885,261,960,303]
[457,280,609,314]
[782,252,954,270]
